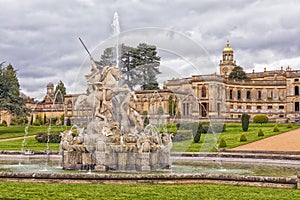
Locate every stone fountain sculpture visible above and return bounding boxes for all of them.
[60,57,172,171]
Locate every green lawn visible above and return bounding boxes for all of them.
[0,126,69,139]
[172,123,299,152]
[0,126,68,151]
[0,123,298,152]
[0,182,300,200]
[0,137,60,151]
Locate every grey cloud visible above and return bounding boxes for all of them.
[1,0,300,98]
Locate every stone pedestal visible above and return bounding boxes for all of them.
[138,153,150,171]
[126,153,137,171]
[117,152,128,171]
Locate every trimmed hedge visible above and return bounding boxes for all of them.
[35,131,61,143]
[253,114,269,124]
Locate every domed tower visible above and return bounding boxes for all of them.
[219,41,236,77]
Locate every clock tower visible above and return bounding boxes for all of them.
[219,41,236,77]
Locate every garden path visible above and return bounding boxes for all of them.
[232,127,300,151]
[0,135,35,142]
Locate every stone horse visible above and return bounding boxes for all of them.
[74,66,123,121]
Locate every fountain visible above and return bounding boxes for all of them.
[61,59,172,171]
[60,12,172,172]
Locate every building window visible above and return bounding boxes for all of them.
[295,86,299,96]
[201,85,206,98]
[257,105,262,110]
[279,115,284,118]
[183,103,189,116]
[268,105,272,109]
[258,91,262,99]
[246,91,251,99]
[279,105,284,109]
[246,105,251,109]
[237,90,241,100]
[199,102,207,117]
[295,102,299,112]
[295,79,299,82]
[229,89,233,99]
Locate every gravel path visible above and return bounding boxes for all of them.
[0,135,35,142]
[233,128,300,151]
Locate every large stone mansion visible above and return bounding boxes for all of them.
[131,42,300,124]
[2,42,299,125]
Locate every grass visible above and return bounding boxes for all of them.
[0,125,69,151]
[0,182,300,199]
[172,123,299,152]
[0,125,69,139]
[0,123,298,152]
[0,137,60,151]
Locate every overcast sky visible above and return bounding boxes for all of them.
[1,0,300,99]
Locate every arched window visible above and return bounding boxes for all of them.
[237,90,241,100]
[201,85,206,97]
[295,86,299,96]
[229,89,233,99]
[246,91,251,99]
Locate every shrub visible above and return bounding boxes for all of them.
[258,129,264,137]
[219,138,227,148]
[253,114,269,124]
[273,124,279,132]
[240,134,247,142]
[241,114,250,131]
[287,122,293,128]
[35,131,61,143]
[193,132,201,143]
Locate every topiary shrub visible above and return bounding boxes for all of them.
[241,114,250,131]
[240,134,247,142]
[273,124,279,132]
[219,138,227,148]
[287,122,293,128]
[258,129,264,137]
[253,114,269,124]
[193,132,201,143]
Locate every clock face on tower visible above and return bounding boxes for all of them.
[222,67,228,73]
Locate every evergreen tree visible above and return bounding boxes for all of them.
[98,43,161,90]
[133,43,160,90]
[0,63,27,116]
[98,47,116,67]
[54,80,66,102]
[229,66,248,80]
